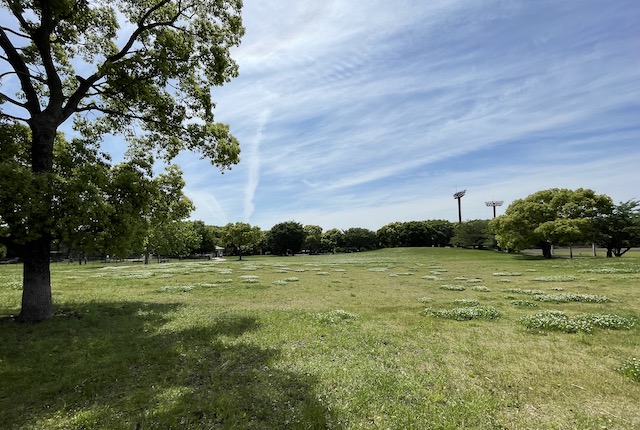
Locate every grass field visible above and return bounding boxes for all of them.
[1,248,639,429]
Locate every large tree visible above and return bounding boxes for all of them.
[303,224,323,254]
[343,227,377,252]
[595,200,640,257]
[269,221,305,256]
[0,0,244,322]
[490,188,612,258]
[221,221,262,260]
[451,219,494,249]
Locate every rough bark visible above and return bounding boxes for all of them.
[17,118,58,322]
[18,234,53,322]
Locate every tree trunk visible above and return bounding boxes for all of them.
[18,234,54,322]
[18,117,58,322]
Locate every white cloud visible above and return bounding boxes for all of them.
[182,0,640,230]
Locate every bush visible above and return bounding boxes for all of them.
[617,357,640,382]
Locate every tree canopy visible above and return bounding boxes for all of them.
[490,188,613,258]
[222,222,262,260]
[269,221,305,256]
[0,0,244,322]
[595,200,640,257]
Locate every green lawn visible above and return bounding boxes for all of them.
[1,248,639,429]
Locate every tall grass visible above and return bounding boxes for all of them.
[1,248,639,429]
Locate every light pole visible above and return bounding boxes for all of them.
[453,190,466,223]
[485,200,504,218]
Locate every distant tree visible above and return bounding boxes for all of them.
[321,228,344,253]
[490,188,613,258]
[269,221,305,256]
[0,0,244,322]
[595,200,640,257]
[398,221,434,247]
[144,165,195,263]
[343,227,377,251]
[191,222,223,255]
[147,221,200,260]
[222,222,262,260]
[377,222,403,248]
[303,225,323,254]
[451,219,494,249]
[425,220,455,247]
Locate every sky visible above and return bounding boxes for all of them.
[5,0,640,232]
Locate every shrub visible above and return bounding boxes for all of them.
[440,285,465,291]
[425,306,500,321]
[453,299,480,307]
[533,293,610,303]
[532,275,578,282]
[511,300,538,307]
[617,357,640,382]
[520,311,635,333]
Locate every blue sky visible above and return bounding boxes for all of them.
[7,1,640,232]
[174,0,639,231]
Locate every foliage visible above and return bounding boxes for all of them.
[222,222,262,260]
[594,200,640,257]
[268,221,305,255]
[618,357,640,383]
[451,219,494,249]
[424,306,500,321]
[343,227,377,251]
[490,188,613,258]
[144,165,198,261]
[190,221,223,254]
[303,225,323,253]
[0,0,244,321]
[321,228,344,253]
[520,311,635,333]
[0,126,192,259]
[376,221,404,248]
[377,220,454,248]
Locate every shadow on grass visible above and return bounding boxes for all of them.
[0,302,338,429]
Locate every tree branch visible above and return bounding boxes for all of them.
[31,2,65,113]
[0,90,28,108]
[62,0,188,121]
[0,27,40,114]
[0,111,29,122]
[0,25,28,39]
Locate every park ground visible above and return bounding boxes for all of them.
[1,247,639,429]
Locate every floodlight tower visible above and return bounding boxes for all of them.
[485,200,504,218]
[453,190,466,223]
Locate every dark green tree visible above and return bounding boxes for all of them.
[191,221,222,255]
[269,221,305,256]
[398,221,434,247]
[303,225,323,254]
[0,0,243,322]
[321,228,344,253]
[595,200,640,257]
[222,222,262,260]
[376,222,403,248]
[343,227,377,252]
[490,188,613,258]
[425,220,454,247]
[451,219,494,249]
